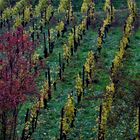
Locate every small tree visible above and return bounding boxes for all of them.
[0,27,39,140]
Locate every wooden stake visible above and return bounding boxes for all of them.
[48,66,51,89]
[138,106,140,140]
[82,66,85,94]
[60,107,64,140]
[48,29,51,53]
[59,53,62,80]
[43,32,48,58]
[98,104,104,140]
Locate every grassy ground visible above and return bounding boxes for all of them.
[106,28,140,140]
[15,3,140,140]
[28,27,140,140]
[67,26,125,140]
[31,26,140,140]
[31,27,97,140]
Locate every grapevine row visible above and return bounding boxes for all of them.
[98,0,137,139]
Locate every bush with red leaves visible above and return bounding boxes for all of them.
[0,27,39,111]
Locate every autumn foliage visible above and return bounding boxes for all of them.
[0,27,38,111]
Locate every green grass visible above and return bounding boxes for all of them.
[30,25,140,140]
[15,5,140,140]
[106,28,140,140]
[67,26,124,140]
[31,28,98,140]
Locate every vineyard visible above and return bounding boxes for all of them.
[0,0,140,140]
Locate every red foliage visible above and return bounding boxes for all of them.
[0,27,39,110]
